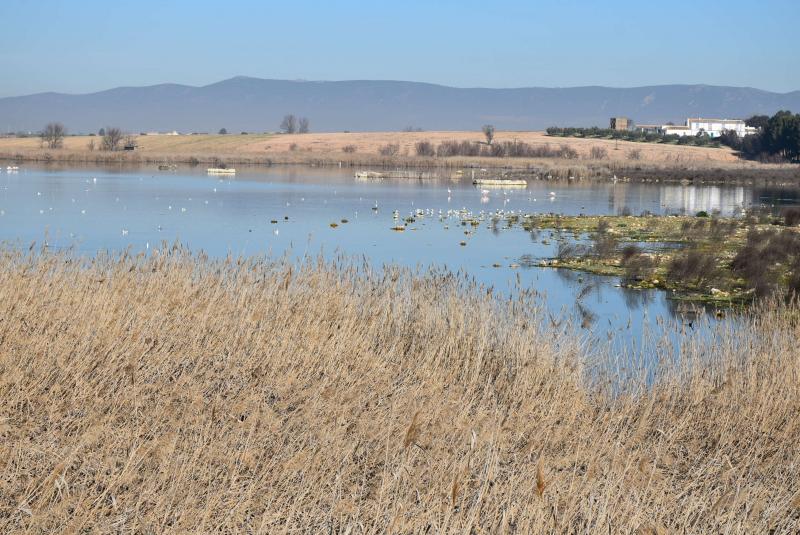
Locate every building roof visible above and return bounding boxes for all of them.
[664,125,690,130]
[687,118,744,124]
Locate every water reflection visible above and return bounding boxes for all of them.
[659,185,751,215]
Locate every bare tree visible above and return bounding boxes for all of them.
[298,117,310,134]
[41,122,66,149]
[101,127,124,151]
[280,114,297,134]
[482,125,495,145]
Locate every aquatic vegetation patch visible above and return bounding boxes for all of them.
[514,213,800,304]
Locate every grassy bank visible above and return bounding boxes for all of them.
[0,132,792,173]
[1,247,799,532]
[3,131,798,183]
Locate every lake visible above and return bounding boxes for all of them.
[2,163,797,362]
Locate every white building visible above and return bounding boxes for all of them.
[663,118,758,138]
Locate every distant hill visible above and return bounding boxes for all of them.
[1,77,798,133]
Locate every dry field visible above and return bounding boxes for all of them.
[0,131,771,170]
[1,247,799,532]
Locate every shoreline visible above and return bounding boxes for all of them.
[3,149,799,185]
[1,130,796,184]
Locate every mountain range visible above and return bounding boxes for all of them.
[1,76,798,133]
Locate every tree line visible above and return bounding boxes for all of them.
[38,123,131,151]
[546,126,722,147]
[36,116,315,150]
[408,139,579,159]
[719,111,800,162]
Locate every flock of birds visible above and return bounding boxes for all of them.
[4,169,566,239]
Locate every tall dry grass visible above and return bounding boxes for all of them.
[0,246,799,532]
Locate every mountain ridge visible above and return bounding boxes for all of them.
[2,77,798,133]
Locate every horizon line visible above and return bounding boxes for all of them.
[2,76,798,99]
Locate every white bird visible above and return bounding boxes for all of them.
[549,191,556,197]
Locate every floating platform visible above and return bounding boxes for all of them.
[207,168,236,175]
[356,170,439,179]
[355,171,384,179]
[472,178,527,187]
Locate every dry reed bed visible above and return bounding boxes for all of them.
[0,247,799,533]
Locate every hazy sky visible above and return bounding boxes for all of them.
[1,0,798,97]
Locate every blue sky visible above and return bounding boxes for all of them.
[0,0,798,96]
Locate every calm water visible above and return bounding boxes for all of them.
[2,164,796,360]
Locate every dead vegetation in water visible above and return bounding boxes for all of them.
[0,247,799,532]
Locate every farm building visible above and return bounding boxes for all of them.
[609,117,630,130]
[664,118,758,138]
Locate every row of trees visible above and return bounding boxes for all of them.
[39,123,128,151]
[545,126,721,147]
[38,119,314,147]
[410,139,580,159]
[280,114,310,134]
[720,111,800,162]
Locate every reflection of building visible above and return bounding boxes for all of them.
[604,183,753,217]
[659,185,752,215]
